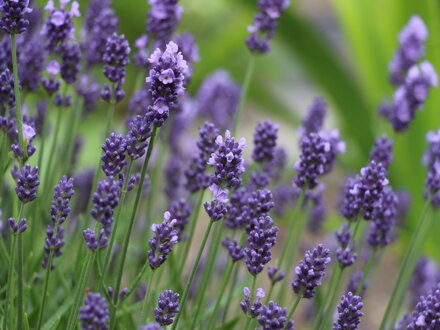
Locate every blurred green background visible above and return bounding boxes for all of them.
[36,0,440,256]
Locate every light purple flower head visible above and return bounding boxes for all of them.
[240,287,265,318]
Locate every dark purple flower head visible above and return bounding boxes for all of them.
[43,0,80,51]
[146,41,188,126]
[409,256,440,308]
[423,129,440,208]
[292,244,331,298]
[370,135,394,169]
[168,198,191,235]
[84,0,110,32]
[126,114,153,160]
[13,164,39,203]
[367,187,398,247]
[246,0,289,54]
[140,323,163,330]
[301,97,327,135]
[257,301,294,330]
[240,287,265,318]
[103,33,130,84]
[339,176,362,221]
[333,292,363,330]
[146,0,182,46]
[164,155,182,200]
[101,132,127,177]
[0,0,32,34]
[346,271,368,298]
[90,177,121,240]
[207,130,246,189]
[335,223,357,268]
[244,215,278,275]
[79,292,109,330]
[197,122,220,160]
[60,42,80,84]
[204,184,229,221]
[175,32,199,78]
[389,16,428,85]
[148,211,179,269]
[294,131,345,189]
[19,36,46,92]
[41,60,61,95]
[224,187,250,229]
[267,266,285,283]
[249,170,271,189]
[82,228,107,251]
[197,70,241,130]
[8,217,27,234]
[133,34,149,68]
[273,183,300,217]
[0,68,15,108]
[407,285,440,329]
[222,237,244,262]
[335,222,352,249]
[42,176,74,269]
[252,120,279,164]
[154,290,180,326]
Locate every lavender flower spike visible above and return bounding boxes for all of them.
[406,285,440,328]
[154,290,180,326]
[257,302,294,330]
[333,292,363,330]
[335,223,357,268]
[267,266,285,283]
[148,211,179,269]
[292,244,331,298]
[370,135,394,169]
[79,292,109,330]
[14,164,40,203]
[8,217,27,234]
[146,41,188,127]
[252,120,279,164]
[204,184,229,221]
[301,97,327,134]
[240,287,265,318]
[423,129,440,208]
[0,0,32,34]
[100,132,127,177]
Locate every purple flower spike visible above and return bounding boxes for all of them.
[333,292,363,330]
[222,237,244,262]
[0,0,32,34]
[175,32,199,78]
[246,0,290,54]
[79,292,109,330]
[370,135,394,169]
[346,271,368,298]
[335,223,357,268]
[197,70,241,130]
[267,266,285,283]
[154,290,180,326]
[13,164,40,203]
[240,287,265,318]
[244,215,278,275]
[409,256,440,308]
[126,114,153,160]
[339,176,362,221]
[301,97,327,135]
[82,228,107,251]
[103,33,130,84]
[204,184,229,221]
[60,42,81,84]
[168,198,191,235]
[140,323,163,330]
[8,217,27,234]
[148,211,179,269]
[423,129,440,208]
[42,176,74,269]
[292,244,331,298]
[0,68,15,109]
[406,286,440,328]
[252,120,279,164]
[146,41,188,127]
[146,0,182,46]
[101,132,127,177]
[257,302,294,330]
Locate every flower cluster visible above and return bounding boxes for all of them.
[406,285,440,328]
[148,211,179,269]
[333,292,363,330]
[267,266,285,283]
[246,0,290,54]
[423,129,440,208]
[0,0,32,34]
[240,287,265,318]
[369,135,394,169]
[335,222,357,268]
[301,97,327,135]
[154,290,180,326]
[204,184,229,221]
[79,292,109,330]
[222,237,245,262]
[257,302,294,330]
[13,164,40,203]
[292,244,331,298]
[252,120,279,163]
[146,0,182,46]
[101,132,127,177]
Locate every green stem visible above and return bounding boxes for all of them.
[37,95,53,172]
[244,275,257,330]
[139,270,156,325]
[171,220,215,330]
[124,261,150,301]
[207,260,235,330]
[16,203,25,329]
[111,127,158,317]
[104,160,133,272]
[355,247,378,296]
[66,251,95,330]
[232,56,256,136]
[36,250,54,329]
[106,88,116,137]
[3,234,17,329]
[319,267,344,330]
[62,97,84,175]
[179,189,205,270]
[265,282,275,305]
[222,261,240,322]
[11,34,24,157]
[379,201,431,330]
[285,295,302,329]
[313,263,338,329]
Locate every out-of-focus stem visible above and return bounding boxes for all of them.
[244,275,257,330]
[11,34,25,158]
[285,295,302,329]
[16,203,25,329]
[3,234,17,329]
[139,270,156,325]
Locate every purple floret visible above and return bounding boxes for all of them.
[79,292,109,330]
[0,0,32,34]
[154,290,180,326]
[257,301,294,330]
[333,292,363,330]
[100,132,127,177]
[13,164,39,203]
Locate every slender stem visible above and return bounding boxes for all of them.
[66,251,95,330]
[244,275,257,330]
[379,201,431,330]
[10,34,24,157]
[171,220,215,330]
[36,250,54,329]
[104,160,133,272]
[106,85,116,137]
[356,247,378,296]
[179,189,205,270]
[3,234,17,329]
[62,97,84,175]
[139,270,156,325]
[319,267,344,330]
[222,261,240,322]
[265,282,275,305]
[207,260,235,330]
[111,127,158,316]
[232,56,256,136]
[313,263,338,329]
[124,261,150,301]
[285,295,302,329]
[16,203,25,329]
[37,95,53,172]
